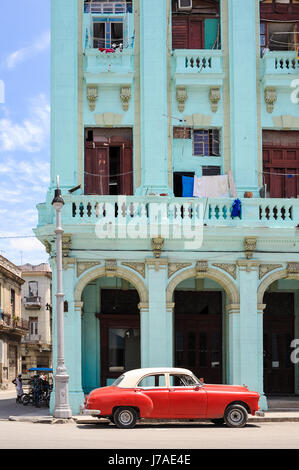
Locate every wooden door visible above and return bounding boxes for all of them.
[97,289,140,386]
[84,142,109,195]
[263,292,295,395]
[172,16,204,49]
[175,291,223,384]
[120,143,133,195]
[189,19,204,49]
[263,131,299,198]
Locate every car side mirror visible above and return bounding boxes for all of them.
[194,385,201,391]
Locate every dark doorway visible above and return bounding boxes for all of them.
[174,291,223,384]
[96,289,140,386]
[263,292,295,395]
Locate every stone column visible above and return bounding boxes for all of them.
[226,303,241,386]
[237,260,267,409]
[228,0,259,196]
[141,259,173,367]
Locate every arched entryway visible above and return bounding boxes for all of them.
[262,279,299,396]
[174,279,224,384]
[75,265,148,393]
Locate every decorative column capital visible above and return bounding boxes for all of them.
[244,237,257,259]
[138,302,149,312]
[146,258,168,272]
[287,262,299,277]
[237,259,260,272]
[87,84,99,111]
[209,86,221,113]
[166,302,175,312]
[176,86,188,113]
[195,260,208,277]
[105,259,117,277]
[257,303,266,314]
[264,87,277,114]
[226,303,240,315]
[120,85,131,111]
[151,237,164,258]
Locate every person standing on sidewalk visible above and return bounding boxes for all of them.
[12,374,23,404]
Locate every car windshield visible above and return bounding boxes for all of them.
[112,374,125,387]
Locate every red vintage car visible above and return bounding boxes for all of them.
[81,367,263,429]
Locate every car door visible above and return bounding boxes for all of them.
[168,374,207,418]
[136,374,170,418]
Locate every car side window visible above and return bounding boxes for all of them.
[169,374,196,387]
[137,374,166,388]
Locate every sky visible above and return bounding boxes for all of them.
[0,0,50,267]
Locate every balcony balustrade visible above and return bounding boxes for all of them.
[56,195,299,231]
[23,296,42,309]
[24,333,41,343]
[0,313,29,331]
[173,50,224,88]
[261,51,299,88]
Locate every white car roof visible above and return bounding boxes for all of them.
[115,367,195,388]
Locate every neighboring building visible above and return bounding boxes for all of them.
[19,264,52,375]
[0,256,28,389]
[35,0,299,414]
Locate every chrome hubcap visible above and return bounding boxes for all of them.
[230,410,242,423]
[119,411,133,425]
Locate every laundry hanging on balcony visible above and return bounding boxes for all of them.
[182,175,194,197]
[231,198,242,218]
[193,175,230,198]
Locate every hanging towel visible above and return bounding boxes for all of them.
[182,176,194,197]
[193,175,229,198]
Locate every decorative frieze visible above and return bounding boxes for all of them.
[212,263,237,280]
[259,264,283,280]
[244,237,257,259]
[287,262,299,276]
[62,257,76,271]
[151,237,164,258]
[122,262,146,278]
[176,86,188,113]
[264,87,277,113]
[77,262,102,278]
[87,84,99,111]
[120,85,131,111]
[209,86,221,113]
[168,263,192,279]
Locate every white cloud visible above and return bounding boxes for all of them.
[5,31,50,70]
[0,94,50,153]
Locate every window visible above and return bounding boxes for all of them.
[173,126,192,139]
[10,289,15,315]
[29,317,38,336]
[193,129,220,156]
[169,374,198,387]
[93,18,124,49]
[137,374,166,388]
[28,281,38,298]
[202,166,221,176]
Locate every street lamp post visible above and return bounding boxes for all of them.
[52,176,72,418]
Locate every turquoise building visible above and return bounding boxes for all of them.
[35,0,299,413]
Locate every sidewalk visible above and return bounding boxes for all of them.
[7,411,299,425]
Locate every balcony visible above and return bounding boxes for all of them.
[23,296,42,309]
[0,314,29,332]
[24,333,41,344]
[173,50,224,88]
[261,51,299,89]
[59,195,299,232]
[84,47,134,85]
[84,2,130,14]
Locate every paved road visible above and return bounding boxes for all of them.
[0,390,50,419]
[0,420,299,449]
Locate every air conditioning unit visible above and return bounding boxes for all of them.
[178,0,192,11]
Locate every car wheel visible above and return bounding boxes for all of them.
[211,418,225,426]
[113,407,137,429]
[224,404,248,428]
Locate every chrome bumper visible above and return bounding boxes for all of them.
[80,405,101,416]
[255,411,265,417]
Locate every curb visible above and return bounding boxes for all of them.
[8,415,299,425]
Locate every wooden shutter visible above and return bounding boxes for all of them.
[172,16,189,49]
[84,142,109,195]
[120,143,133,195]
